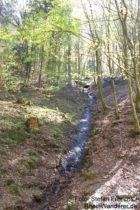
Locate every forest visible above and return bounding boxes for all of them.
[0,0,140,209]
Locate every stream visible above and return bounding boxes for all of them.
[34,79,126,210]
[36,93,95,210]
[61,94,94,173]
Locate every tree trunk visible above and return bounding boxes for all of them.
[128,75,140,133]
[115,0,140,132]
[78,43,81,82]
[38,46,44,88]
[123,25,140,132]
[96,49,108,111]
[138,0,140,82]
[111,78,119,119]
[107,19,119,118]
[68,35,72,87]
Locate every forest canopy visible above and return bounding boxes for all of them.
[0,0,140,131]
[0,1,140,209]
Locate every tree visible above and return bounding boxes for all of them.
[80,0,108,111]
[114,0,140,132]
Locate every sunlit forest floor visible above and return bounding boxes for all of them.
[0,82,140,210]
[0,85,88,209]
[49,82,140,210]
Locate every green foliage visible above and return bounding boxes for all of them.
[0,0,85,90]
[85,153,92,168]
[28,149,36,157]
[64,113,74,122]
[3,121,26,146]
[6,179,21,196]
[0,148,7,155]
[82,172,96,181]
[27,151,38,170]
[0,168,6,178]
[93,127,99,136]
[18,165,28,176]
[83,190,91,197]
[51,123,64,139]
[7,182,21,196]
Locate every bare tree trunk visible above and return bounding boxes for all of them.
[38,46,44,87]
[24,40,31,83]
[68,35,72,87]
[136,0,140,109]
[96,49,108,112]
[106,5,119,118]
[78,43,81,82]
[109,45,119,119]
[138,0,140,82]
[115,0,140,133]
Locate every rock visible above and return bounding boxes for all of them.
[26,117,39,132]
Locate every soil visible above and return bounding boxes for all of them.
[0,81,140,210]
[38,81,140,210]
[0,86,88,210]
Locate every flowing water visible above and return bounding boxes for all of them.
[38,94,94,210]
[61,94,94,173]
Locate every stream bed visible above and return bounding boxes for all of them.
[35,94,95,210]
[61,94,94,173]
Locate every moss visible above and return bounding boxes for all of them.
[18,165,28,175]
[27,153,38,170]
[82,171,96,181]
[9,183,21,196]
[0,148,7,155]
[94,127,99,135]
[7,127,26,144]
[51,123,64,139]
[6,179,15,186]
[83,190,91,197]
[3,121,26,146]
[28,149,36,156]
[6,179,21,196]
[64,113,75,122]
[0,168,6,178]
[31,128,40,134]
[85,154,92,168]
